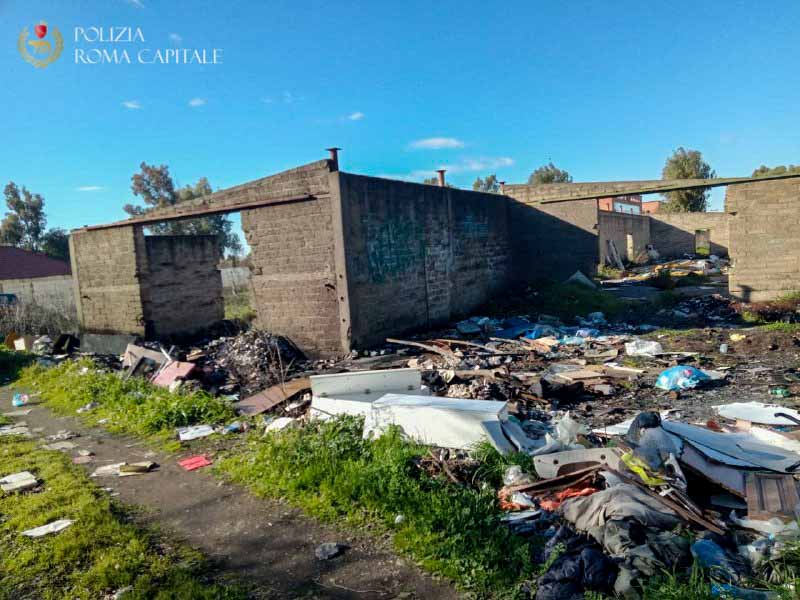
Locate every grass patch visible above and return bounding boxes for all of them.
[756,322,800,334]
[0,435,244,599]
[224,294,256,323]
[0,348,35,384]
[17,359,237,448]
[529,283,626,322]
[216,416,539,596]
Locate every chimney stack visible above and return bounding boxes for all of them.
[326,147,341,171]
[436,169,446,187]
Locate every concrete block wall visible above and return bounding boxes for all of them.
[598,211,650,264]
[338,174,511,348]
[726,180,800,301]
[504,184,599,280]
[140,236,223,337]
[0,275,76,318]
[649,213,730,258]
[69,226,146,335]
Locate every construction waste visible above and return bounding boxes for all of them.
[9,288,800,597]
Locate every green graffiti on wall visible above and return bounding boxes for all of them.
[365,216,424,283]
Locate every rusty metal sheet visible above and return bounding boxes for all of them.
[746,472,800,521]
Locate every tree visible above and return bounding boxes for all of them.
[661,147,715,212]
[2,182,46,250]
[752,164,800,177]
[473,173,500,193]
[40,228,70,262]
[528,162,572,184]
[124,163,243,256]
[422,176,456,188]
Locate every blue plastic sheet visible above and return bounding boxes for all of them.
[656,366,710,391]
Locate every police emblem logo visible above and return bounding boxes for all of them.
[18,21,64,68]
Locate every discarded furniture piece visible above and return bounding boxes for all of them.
[745,473,800,522]
[362,394,509,451]
[310,368,428,419]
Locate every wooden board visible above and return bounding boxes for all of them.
[746,472,800,521]
[236,377,310,416]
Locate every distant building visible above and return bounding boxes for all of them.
[0,246,75,316]
[598,194,642,214]
[641,200,662,214]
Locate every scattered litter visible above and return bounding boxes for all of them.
[625,340,663,357]
[178,455,212,471]
[45,430,78,441]
[656,366,711,391]
[42,441,77,451]
[315,542,346,560]
[0,471,38,493]
[21,519,74,537]
[264,416,296,433]
[714,402,800,426]
[76,401,98,414]
[118,461,158,476]
[12,392,29,407]
[2,409,31,417]
[90,463,126,477]
[176,424,214,441]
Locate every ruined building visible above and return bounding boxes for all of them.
[69,151,800,355]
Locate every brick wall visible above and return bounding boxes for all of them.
[338,174,511,348]
[69,226,146,335]
[726,180,800,301]
[598,211,651,264]
[504,184,599,280]
[140,236,223,337]
[649,213,730,258]
[242,188,343,356]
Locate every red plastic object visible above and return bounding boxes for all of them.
[178,455,212,471]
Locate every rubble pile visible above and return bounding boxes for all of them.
[197,330,307,395]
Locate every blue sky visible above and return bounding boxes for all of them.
[3,0,800,233]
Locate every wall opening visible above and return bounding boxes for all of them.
[695,229,710,256]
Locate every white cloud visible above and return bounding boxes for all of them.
[409,137,465,150]
[379,156,514,182]
[188,97,207,107]
[347,111,365,121]
[442,156,514,174]
[169,33,182,44]
[122,100,142,109]
[124,0,144,7]
[75,185,104,192]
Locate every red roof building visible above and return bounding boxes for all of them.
[0,246,71,280]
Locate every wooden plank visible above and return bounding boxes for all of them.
[236,377,310,416]
[746,472,800,521]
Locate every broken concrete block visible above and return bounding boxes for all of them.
[0,471,38,493]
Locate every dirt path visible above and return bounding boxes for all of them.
[0,387,457,600]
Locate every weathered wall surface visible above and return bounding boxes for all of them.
[504,185,599,280]
[242,166,342,355]
[338,174,511,348]
[649,213,730,258]
[140,236,223,337]
[598,211,651,264]
[0,275,76,318]
[69,226,146,335]
[727,180,800,301]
